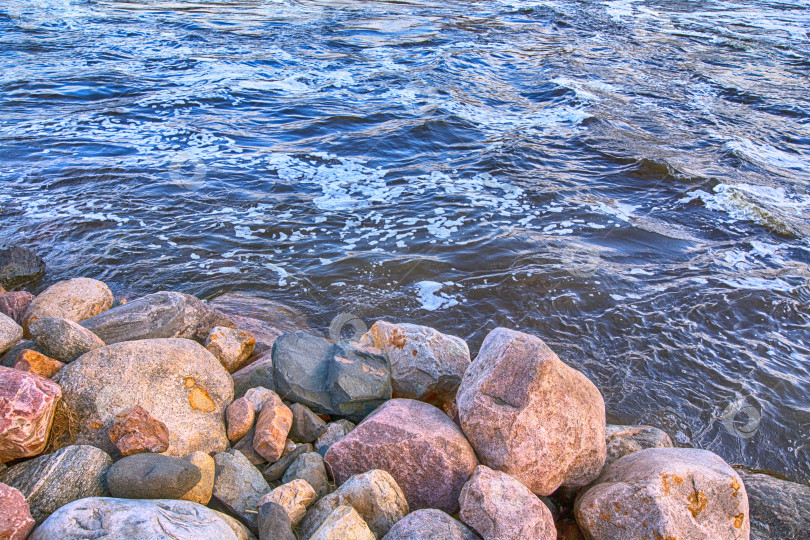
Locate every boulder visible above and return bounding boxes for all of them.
[107,405,170,456]
[233,353,276,398]
[737,469,810,540]
[309,505,375,540]
[383,509,480,540]
[459,465,556,540]
[605,424,673,466]
[273,333,335,413]
[258,478,317,526]
[0,291,34,325]
[360,321,470,404]
[457,327,606,495]
[22,278,113,334]
[79,291,233,344]
[0,312,22,355]
[325,399,477,513]
[51,338,232,457]
[0,247,45,290]
[316,419,355,454]
[259,501,296,540]
[327,341,392,420]
[181,451,216,505]
[209,292,311,354]
[0,444,111,524]
[13,349,64,378]
[28,317,105,363]
[213,449,271,531]
[575,448,750,540]
[253,391,293,463]
[0,366,62,463]
[0,483,35,540]
[283,451,330,498]
[227,397,256,442]
[107,452,201,499]
[290,402,327,443]
[206,326,255,373]
[262,442,309,482]
[29,497,248,540]
[299,469,409,539]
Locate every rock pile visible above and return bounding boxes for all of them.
[0,259,780,540]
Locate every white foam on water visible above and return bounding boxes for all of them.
[415,280,460,311]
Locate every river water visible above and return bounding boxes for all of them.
[1,0,809,484]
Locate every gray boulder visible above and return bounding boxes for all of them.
[213,449,271,531]
[233,352,276,398]
[283,451,330,498]
[52,338,232,457]
[273,333,335,413]
[29,497,249,540]
[258,501,296,540]
[262,442,309,482]
[0,247,45,290]
[737,469,810,540]
[328,341,391,421]
[29,317,105,362]
[0,445,112,524]
[290,403,327,443]
[107,453,201,499]
[383,509,480,540]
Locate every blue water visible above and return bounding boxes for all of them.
[1,0,809,483]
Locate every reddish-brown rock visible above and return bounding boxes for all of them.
[0,291,34,326]
[107,404,170,456]
[205,326,255,373]
[457,328,606,496]
[252,391,293,463]
[226,397,255,442]
[325,398,478,514]
[22,277,113,336]
[459,465,556,540]
[13,349,65,378]
[0,366,61,463]
[0,483,35,540]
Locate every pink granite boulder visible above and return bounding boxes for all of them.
[0,291,34,326]
[457,327,606,496]
[252,391,293,463]
[0,366,61,463]
[325,398,478,514]
[0,483,35,540]
[459,465,556,540]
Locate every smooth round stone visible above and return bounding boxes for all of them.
[106,453,201,499]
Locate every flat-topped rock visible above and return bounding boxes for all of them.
[51,338,232,457]
[29,497,249,540]
[457,327,606,496]
[360,321,470,405]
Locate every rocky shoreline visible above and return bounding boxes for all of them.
[0,246,807,539]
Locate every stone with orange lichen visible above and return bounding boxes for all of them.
[359,321,470,405]
[50,338,231,457]
[575,447,750,540]
[14,349,65,378]
[205,326,255,373]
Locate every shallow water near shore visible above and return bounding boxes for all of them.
[1,0,809,483]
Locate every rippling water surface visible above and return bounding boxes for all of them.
[2,0,809,482]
